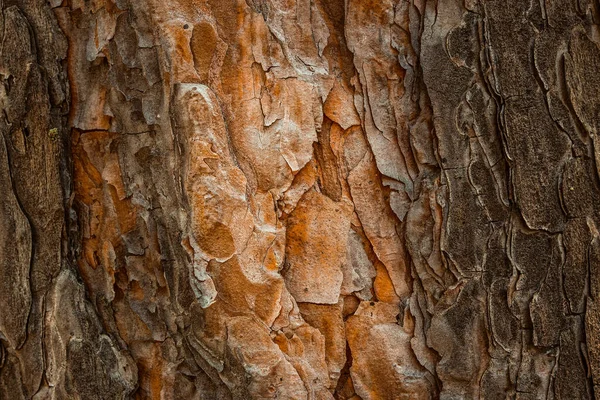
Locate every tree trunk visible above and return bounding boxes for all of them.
[1,0,600,398]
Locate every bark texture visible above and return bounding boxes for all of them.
[1,0,600,398]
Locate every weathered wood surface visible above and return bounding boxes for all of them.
[1,0,600,398]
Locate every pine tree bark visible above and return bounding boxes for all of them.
[1,0,600,399]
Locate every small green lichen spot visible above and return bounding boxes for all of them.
[48,128,59,141]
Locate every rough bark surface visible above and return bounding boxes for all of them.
[1,0,600,399]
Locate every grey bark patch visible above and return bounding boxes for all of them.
[0,136,32,349]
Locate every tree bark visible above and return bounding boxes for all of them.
[1,0,600,398]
